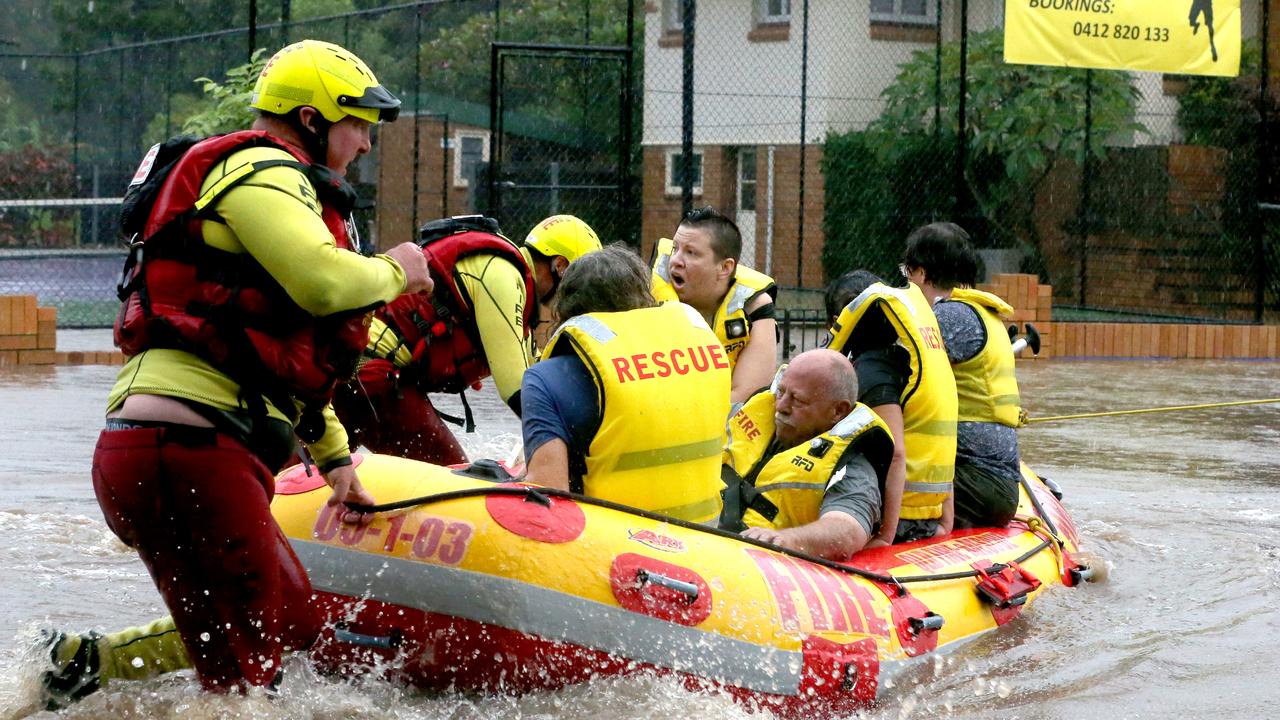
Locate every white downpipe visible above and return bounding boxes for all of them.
[765,145,776,277]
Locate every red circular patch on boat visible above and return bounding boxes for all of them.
[485,483,586,543]
[275,453,364,495]
[608,552,712,626]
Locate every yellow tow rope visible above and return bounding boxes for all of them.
[1022,397,1280,425]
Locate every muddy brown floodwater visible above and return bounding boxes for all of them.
[0,339,1277,719]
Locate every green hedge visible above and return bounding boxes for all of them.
[821,130,958,283]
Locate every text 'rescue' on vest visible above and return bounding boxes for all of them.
[114,130,372,436]
[942,288,1023,427]
[650,237,778,367]
[826,283,957,520]
[720,376,895,533]
[542,302,731,524]
[373,215,536,396]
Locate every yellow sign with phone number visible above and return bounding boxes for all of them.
[1004,0,1241,77]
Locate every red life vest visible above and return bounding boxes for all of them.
[114,130,373,420]
[375,226,536,394]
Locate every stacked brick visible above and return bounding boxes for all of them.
[973,275,1280,360]
[977,273,1054,360]
[0,295,125,367]
[1053,322,1279,360]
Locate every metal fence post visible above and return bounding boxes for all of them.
[413,5,423,238]
[249,0,257,61]
[956,0,968,220]
[1081,69,1094,307]
[681,0,696,217]
[1256,0,1271,323]
[797,0,810,287]
[622,0,636,246]
[934,0,942,138]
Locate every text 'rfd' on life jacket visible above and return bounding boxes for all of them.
[611,344,730,383]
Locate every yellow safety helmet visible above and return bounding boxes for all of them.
[524,215,602,263]
[251,40,400,124]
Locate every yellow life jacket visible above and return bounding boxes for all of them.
[650,237,778,367]
[721,376,894,531]
[541,302,731,523]
[826,283,957,520]
[944,288,1023,428]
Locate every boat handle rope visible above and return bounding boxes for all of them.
[344,483,1057,589]
[1022,397,1280,425]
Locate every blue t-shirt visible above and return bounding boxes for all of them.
[934,299,1021,482]
[520,354,602,483]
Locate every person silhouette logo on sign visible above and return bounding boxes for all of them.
[1189,0,1218,62]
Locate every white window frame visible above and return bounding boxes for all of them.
[757,0,791,25]
[452,131,490,188]
[664,147,704,196]
[870,0,937,26]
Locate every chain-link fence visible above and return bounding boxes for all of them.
[1,0,1276,329]
[0,0,639,326]
[644,0,1278,330]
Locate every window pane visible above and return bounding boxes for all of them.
[739,150,757,182]
[460,136,484,183]
[902,0,928,16]
[669,152,703,188]
[738,149,756,212]
[870,0,896,13]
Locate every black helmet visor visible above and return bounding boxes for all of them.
[337,84,401,122]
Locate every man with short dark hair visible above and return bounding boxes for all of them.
[826,269,957,546]
[720,349,894,560]
[651,207,778,403]
[901,222,1022,528]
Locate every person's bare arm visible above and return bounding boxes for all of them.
[523,438,570,491]
[867,402,906,547]
[742,510,869,560]
[937,489,954,536]
[730,294,778,403]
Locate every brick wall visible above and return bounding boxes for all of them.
[1034,145,1260,320]
[375,117,479,252]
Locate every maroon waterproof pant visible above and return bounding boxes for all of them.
[92,425,320,691]
[332,383,468,465]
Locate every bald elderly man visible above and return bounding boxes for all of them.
[720,349,896,560]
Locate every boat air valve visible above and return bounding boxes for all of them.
[906,612,945,636]
[1041,475,1065,500]
[1069,565,1096,584]
[636,569,700,604]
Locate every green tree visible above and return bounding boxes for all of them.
[174,50,270,137]
[830,29,1144,276]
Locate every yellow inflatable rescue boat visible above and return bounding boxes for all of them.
[272,453,1091,716]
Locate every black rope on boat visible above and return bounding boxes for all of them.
[344,482,1058,588]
